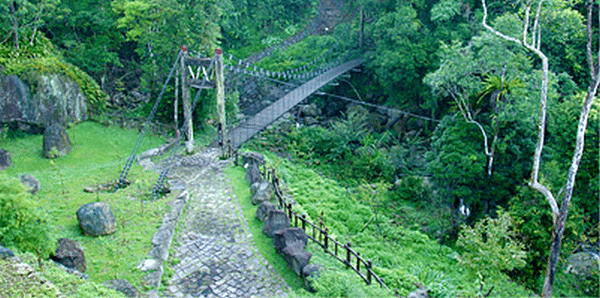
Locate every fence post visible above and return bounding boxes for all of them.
[356,252,361,272]
[367,259,372,285]
[324,227,329,250]
[301,214,306,231]
[287,203,292,219]
[346,242,352,267]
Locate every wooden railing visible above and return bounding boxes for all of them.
[258,165,389,290]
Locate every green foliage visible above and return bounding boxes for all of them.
[0,173,55,258]
[368,1,436,107]
[0,35,107,112]
[456,209,526,281]
[220,0,316,54]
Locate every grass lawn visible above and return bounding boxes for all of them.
[2,121,171,293]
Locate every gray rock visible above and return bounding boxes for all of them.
[262,210,290,238]
[300,103,319,117]
[241,151,265,167]
[302,263,324,293]
[103,279,140,297]
[246,162,262,185]
[566,252,600,276]
[274,227,308,254]
[256,201,275,222]
[303,116,319,126]
[407,287,429,298]
[281,243,312,276]
[20,174,40,194]
[43,123,72,158]
[0,246,15,259]
[0,74,88,127]
[51,238,86,272]
[0,148,11,171]
[252,181,274,205]
[250,182,260,196]
[76,202,117,236]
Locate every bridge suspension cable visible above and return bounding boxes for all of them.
[151,55,217,198]
[114,49,184,192]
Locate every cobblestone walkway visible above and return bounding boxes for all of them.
[160,148,289,298]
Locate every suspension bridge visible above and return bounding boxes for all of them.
[112,32,367,194]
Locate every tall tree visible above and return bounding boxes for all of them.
[0,0,60,49]
[481,0,600,295]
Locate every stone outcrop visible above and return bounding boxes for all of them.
[256,201,275,222]
[0,74,88,128]
[0,246,15,259]
[76,202,117,236]
[0,148,11,170]
[273,227,311,277]
[273,227,308,254]
[262,210,290,238]
[241,151,265,167]
[246,162,262,185]
[20,174,40,194]
[43,123,72,158]
[280,243,312,276]
[103,279,140,298]
[566,252,600,277]
[50,238,86,273]
[251,181,274,205]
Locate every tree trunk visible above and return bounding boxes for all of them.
[542,3,600,293]
[542,73,599,297]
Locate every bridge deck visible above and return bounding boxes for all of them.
[227,58,364,148]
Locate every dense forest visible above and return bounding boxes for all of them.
[0,0,598,297]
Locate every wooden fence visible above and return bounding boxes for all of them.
[257,165,389,290]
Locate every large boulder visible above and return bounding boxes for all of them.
[251,181,274,205]
[20,174,40,194]
[256,201,275,222]
[0,246,15,260]
[273,227,308,254]
[302,263,324,293]
[0,148,11,171]
[76,202,117,237]
[51,238,86,272]
[0,74,88,128]
[566,252,600,277]
[281,242,312,276]
[241,151,265,167]
[262,210,290,238]
[43,123,72,158]
[103,279,140,298]
[246,162,262,185]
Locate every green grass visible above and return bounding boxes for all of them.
[0,251,126,298]
[2,121,170,293]
[225,165,313,296]
[238,150,535,298]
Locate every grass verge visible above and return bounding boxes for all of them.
[224,164,312,296]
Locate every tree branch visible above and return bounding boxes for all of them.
[482,0,557,219]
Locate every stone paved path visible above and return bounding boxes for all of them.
[160,148,289,298]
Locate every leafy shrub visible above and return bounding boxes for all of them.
[456,209,526,282]
[0,173,55,257]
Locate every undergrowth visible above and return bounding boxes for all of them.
[238,150,534,297]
